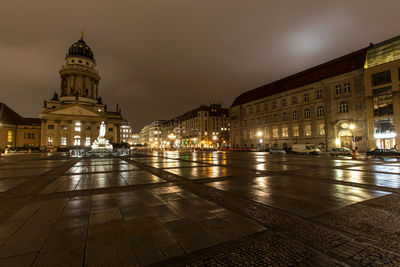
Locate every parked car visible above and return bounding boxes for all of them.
[366,149,400,159]
[330,147,352,157]
[292,144,321,155]
[269,148,286,155]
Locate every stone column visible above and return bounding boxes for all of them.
[41,120,47,148]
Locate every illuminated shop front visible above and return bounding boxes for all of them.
[374,119,396,149]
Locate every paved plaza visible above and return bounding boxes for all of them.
[0,152,400,266]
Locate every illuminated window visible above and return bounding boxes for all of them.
[319,124,325,135]
[7,131,12,142]
[61,137,67,146]
[74,136,81,146]
[61,125,67,130]
[85,137,91,146]
[75,122,81,132]
[272,128,279,138]
[282,127,288,137]
[48,136,53,146]
[304,125,312,136]
[292,126,299,137]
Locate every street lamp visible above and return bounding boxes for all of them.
[349,124,356,150]
[256,131,263,151]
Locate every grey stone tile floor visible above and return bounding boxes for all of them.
[0,151,400,266]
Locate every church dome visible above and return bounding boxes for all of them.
[67,37,94,60]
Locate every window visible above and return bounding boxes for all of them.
[374,118,395,134]
[257,117,261,125]
[372,70,391,86]
[86,126,91,131]
[264,103,268,111]
[292,111,298,120]
[48,124,54,129]
[7,130,12,142]
[272,128,279,138]
[250,119,254,126]
[264,116,269,124]
[281,99,286,107]
[85,89,89,95]
[292,126,299,137]
[304,108,311,119]
[282,127,288,137]
[61,137,67,146]
[272,101,277,109]
[292,95,297,105]
[335,85,342,96]
[74,136,81,146]
[243,120,247,126]
[317,106,324,117]
[304,93,309,102]
[374,103,393,117]
[85,137,91,146]
[75,122,81,132]
[273,114,278,122]
[318,124,325,135]
[373,86,392,102]
[343,82,350,94]
[78,60,82,63]
[339,102,349,113]
[316,90,323,99]
[282,112,287,121]
[109,128,113,132]
[256,105,260,112]
[249,107,253,113]
[48,136,53,146]
[61,125,67,130]
[304,125,312,136]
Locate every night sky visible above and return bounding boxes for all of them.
[1,0,400,132]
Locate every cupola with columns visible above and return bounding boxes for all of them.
[58,33,101,105]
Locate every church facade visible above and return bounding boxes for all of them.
[40,36,126,150]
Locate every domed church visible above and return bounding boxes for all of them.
[40,34,128,149]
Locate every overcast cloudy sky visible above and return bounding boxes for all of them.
[1,0,400,131]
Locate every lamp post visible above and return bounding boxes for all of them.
[257,131,263,151]
[349,123,356,150]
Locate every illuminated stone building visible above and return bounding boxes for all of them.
[0,103,41,150]
[364,36,400,149]
[230,49,369,151]
[158,104,229,149]
[230,35,400,152]
[139,120,165,147]
[40,35,126,150]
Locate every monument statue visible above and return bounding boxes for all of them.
[99,121,106,138]
[90,121,113,151]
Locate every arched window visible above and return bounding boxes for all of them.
[339,102,349,113]
[317,106,325,117]
[304,108,311,119]
[74,136,81,146]
[292,111,298,120]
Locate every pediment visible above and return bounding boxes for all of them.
[49,105,100,117]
